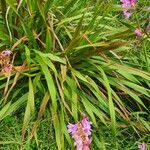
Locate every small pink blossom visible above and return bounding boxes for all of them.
[135,28,143,36]
[123,11,131,19]
[67,115,92,150]
[144,7,150,11]
[138,143,146,150]
[120,0,137,18]
[1,50,12,57]
[129,0,136,7]
[81,118,92,135]
[120,0,136,8]
[147,7,150,10]
[67,123,78,135]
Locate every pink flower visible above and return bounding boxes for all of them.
[1,50,12,57]
[121,0,136,8]
[67,123,78,135]
[123,11,131,19]
[135,28,143,36]
[147,7,150,10]
[81,118,92,135]
[120,0,137,18]
[67,115,92,150]
[129,0,136,7]
[138,143,146,150]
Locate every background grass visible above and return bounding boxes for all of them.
[1,115,150,150]
[0,0,150,149]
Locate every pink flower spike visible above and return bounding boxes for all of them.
[67,115,92,150]
[135,28,143,36]
[138,143,146,150]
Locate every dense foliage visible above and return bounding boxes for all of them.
[0,0,150,149]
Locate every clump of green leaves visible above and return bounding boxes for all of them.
[0,0,149,149]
